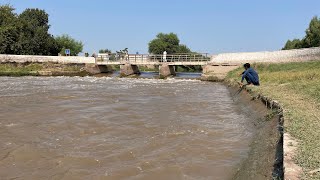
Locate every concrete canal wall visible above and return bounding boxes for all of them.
[211,47,320,64]
[0,54,95,64]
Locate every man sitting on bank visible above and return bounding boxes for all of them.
[239,63,260,87]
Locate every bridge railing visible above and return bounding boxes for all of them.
[96,53,210,64]
[147,53,210,63]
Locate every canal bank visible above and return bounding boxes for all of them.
[225,60,320,180]
[227,84,284,179]
[199,68,285,179]
[0,62,90,76]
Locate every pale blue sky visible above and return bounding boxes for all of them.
[1,0,319,54]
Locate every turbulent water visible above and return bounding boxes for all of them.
[0,76,255,180]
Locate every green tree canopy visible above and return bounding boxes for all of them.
[0,4,83,56]
[0,5,20,54]
[283,16,320,50]
[99,49,112,54]
[282,39,304,50]
[17,8,60,55]
[148,33,192,54]
[304,16,320,48]
[0,5,16,25]
[177,44,192,53]
[55,34,83,56]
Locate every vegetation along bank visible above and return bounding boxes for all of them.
[0,62,90,76]
[226,60,320,180]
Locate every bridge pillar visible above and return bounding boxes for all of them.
[120,63,140,76]
[159,64,176,78]
[85,64,111,74]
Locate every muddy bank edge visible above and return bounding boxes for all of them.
[223,81,302,180]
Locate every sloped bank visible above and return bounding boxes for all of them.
[226,84,284,179]
[226,61,320,180]
[0,62,119,76]
[200,74,285,179]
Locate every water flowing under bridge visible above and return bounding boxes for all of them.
[89,53,239,77]
[0,53,240,78]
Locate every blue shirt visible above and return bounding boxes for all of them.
[241,68,259,84]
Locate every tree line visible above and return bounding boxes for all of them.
[99,33,193,55]
[2,5,194,57]
[283,16,320,50]
[148,33,192,54]
[0,4,83,56]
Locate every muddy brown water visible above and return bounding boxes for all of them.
[0,76,257,180]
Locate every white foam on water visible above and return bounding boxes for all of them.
[5,123,19,127]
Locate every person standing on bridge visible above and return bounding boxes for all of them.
[239,63,260,87]
[163,51,167,62]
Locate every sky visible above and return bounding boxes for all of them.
[1,0,320,55]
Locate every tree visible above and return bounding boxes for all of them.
[148,33,181,54]
[116,48,128,59]
[0,5,20,54]
[0,5,83,56]
[148,33,193,54]
[0,4,16,25]
[17,8,60,55]
[177,44,192,53]
[0,5,60,55]
[116,48,128,55]
[99,49,112,54]
[283,16,320,50]
[304,16,320,48]
[282,39,304,50]
[55,34,83,56]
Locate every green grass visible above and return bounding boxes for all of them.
[0,63,42,72]
[111,65,121,71]
[0,63,43,76]
[0,63,83,76]
[137,65,159,72]
[227,60,320,179]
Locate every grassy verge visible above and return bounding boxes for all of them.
[226,60,320,179]
[0,63,84,76]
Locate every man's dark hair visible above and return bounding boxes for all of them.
[244,63,251,68]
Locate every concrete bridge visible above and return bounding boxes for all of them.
[0,53,248,78]
[0,53,240,78]
[96,53,210,66]
[93,53,215,77]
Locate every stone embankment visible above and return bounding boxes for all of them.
[0,62,92,76]
[202,47,320,81]
[0,54,95,64]
[210,47,320,64]
[0,54,101,76]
